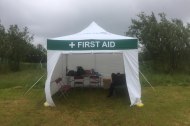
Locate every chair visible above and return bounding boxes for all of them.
[107,73,128,97]
[74,76,84,87]
[55,77,71,98]
[114,74,128,97]
[89,75,101,87]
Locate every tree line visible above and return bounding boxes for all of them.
[1,12,189,73]
[0,21,46,71]
[127,12,190,73]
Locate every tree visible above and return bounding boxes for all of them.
[127,12,190,72]
[36,44,47,63]
[0,21,7,63]
[7,25,33,71]
[24,44,47,63]
[0,21,47,72]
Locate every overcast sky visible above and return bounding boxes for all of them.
[0,0,190,46]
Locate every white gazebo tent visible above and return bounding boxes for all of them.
[44,22,143,107]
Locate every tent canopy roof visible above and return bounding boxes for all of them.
[49,22,135,40]
[47,22,138,51]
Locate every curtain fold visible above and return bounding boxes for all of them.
[123,49,141,105]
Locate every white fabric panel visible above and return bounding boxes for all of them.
[50,22,135,40]
[45,51,61,106]
[61,54,67,84]
[67,53,124,77]
[95,54,125,77]
[67,54,95,71]
[50,54,65,95]
[123,50,141,105]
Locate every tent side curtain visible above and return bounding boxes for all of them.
[50,54,67,95]
[47,39,138,51]
[123,50,141,105]
[45,52,62,106]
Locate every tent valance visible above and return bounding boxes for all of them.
[47,39,137,50]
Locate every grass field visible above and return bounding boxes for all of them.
[0,87,190,126]
[0,64,190,126]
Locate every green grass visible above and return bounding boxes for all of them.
[0,64,46,89]
[139,62,190,87]
[0,63,190,126]
[0,87,190,126]
[140,73,190,87]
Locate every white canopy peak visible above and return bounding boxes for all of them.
[50,22,135,40]
[78,22,108,35]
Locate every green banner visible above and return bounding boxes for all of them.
[47,39,138,50]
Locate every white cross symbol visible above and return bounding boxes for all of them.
[69,42,75,48]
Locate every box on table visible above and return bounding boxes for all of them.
[103,78,111,89]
